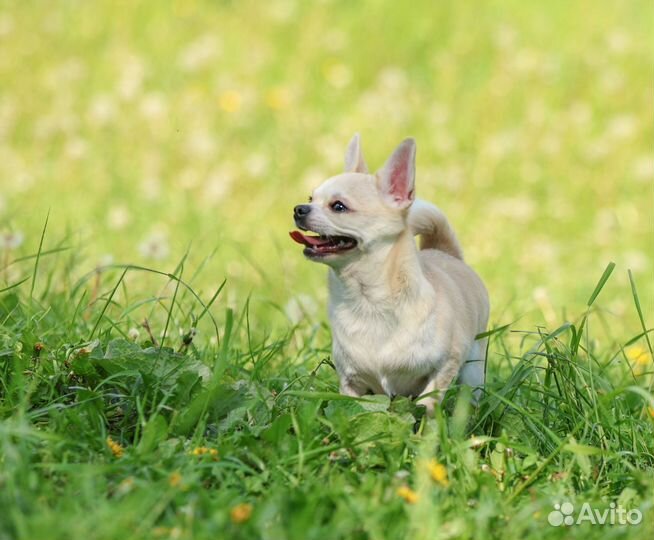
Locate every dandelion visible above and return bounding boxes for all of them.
[230,503,253,524]
[426,459,450,487]
[168,471,182,487]
[138,231,170,261]
[0,229,24,250]
[218,90,242,113]
[106,436,124,458]
[396,485,419,504]
[128,327,140,341]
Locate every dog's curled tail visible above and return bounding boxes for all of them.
[408,199,464,260]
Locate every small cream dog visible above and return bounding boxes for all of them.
[290,134,489,411]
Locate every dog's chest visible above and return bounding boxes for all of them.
[329,293,446,395]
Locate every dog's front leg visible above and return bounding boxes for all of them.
[417,362,461,413]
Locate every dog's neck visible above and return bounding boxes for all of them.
[329,229,425,308]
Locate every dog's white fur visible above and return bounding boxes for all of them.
[297,134,489,411]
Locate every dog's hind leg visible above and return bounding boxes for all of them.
[458,337,487,404]
[416,361,461,413]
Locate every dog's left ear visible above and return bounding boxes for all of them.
[344,133,369,173]
[378,138,416,209]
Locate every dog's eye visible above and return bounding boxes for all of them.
[330,201,348,212]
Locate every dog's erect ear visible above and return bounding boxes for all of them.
[378,138,416,208]
[344,133,369,173]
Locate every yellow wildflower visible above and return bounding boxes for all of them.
[218,90,241,113]
[396,485,419,504]
[647,406,654,418]
[427,459,450,487]
[169,471,182,487]
[190,446,219,460]
[626,345,651,365]
[230,503,253,524]
[265,87,290,110]
[106,436,124,458]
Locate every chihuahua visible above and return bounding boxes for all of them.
[290,134,489,411]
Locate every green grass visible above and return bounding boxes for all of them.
[0,254,652,539]
[0,0,653,538]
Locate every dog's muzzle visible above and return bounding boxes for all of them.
[293,204,311,228]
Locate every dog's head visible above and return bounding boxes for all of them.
[290,134,416,266]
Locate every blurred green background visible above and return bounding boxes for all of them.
[0,0,651,337]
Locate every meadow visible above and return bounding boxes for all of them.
[0,1,652,539]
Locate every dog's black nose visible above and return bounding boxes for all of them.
[294,204,312,218]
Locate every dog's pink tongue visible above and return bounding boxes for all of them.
[289,231,323,246]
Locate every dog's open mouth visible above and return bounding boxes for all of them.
[289,230,357,256]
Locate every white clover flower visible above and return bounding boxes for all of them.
[138,231,170,261]
[64,137,88,160]
[107,205,131,230]
[177,35,221,72]
[607,30,631,55]
[140,176,162,201]
[87,94,116,127]
[489,196,536,223]
[97,254,114,268]
[185,130,215,159]
[606,114,637,141]
[267,0,296,22]
[117,54,145,101]
[203,165,236,203]
[323,62,352,89]
[633,155,654,182]
[322,29,347,52]
[128,327,140,341]
[139,93,167,120]
[245,153,268,177]
[377,66,408,91]
[0,13,14,37]
[0,229,24,250]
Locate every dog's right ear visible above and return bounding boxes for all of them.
[344,133,369,173]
